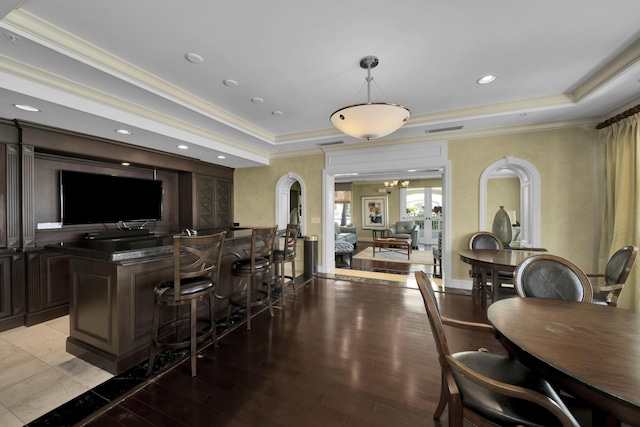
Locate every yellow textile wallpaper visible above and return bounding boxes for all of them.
[233,125,603,284]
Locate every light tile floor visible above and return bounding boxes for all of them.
[0,316,113,426]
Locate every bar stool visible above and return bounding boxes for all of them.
[227,226,277,330]
[147,231,226,377]
[272,223,300,308]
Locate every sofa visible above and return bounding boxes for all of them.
[388,220,419,249]
[335,222,358,246]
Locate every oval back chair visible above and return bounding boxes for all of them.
[514,254,593,302]
[415,271,580,427]
[588,245,638,306]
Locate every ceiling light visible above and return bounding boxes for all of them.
[384,180,410,189]
[251,97,264,104]
[177,144,189,150]
[216,155,226,159]
[477,75,497,85]
[223,79,238,87]
[330,56,410,141]
[185,52,204,64]
[13,104,40,112]
[115,129,132,135]
[121,162,130,166]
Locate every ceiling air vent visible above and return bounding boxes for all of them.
[316,140,344,147]
[426,125,464,134]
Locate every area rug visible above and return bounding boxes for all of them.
[353,246,434,265]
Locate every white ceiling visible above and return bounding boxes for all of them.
[1,0,640,169]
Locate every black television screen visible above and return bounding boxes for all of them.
[60,170,163,225]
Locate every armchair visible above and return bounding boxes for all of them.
[587,245,638,306]
[415,271,580,427]
[388,220,419,249]
[335,222,358,246]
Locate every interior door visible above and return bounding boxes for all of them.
[400,187,439,245]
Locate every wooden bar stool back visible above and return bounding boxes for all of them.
[227,226,278,330]
[272,223,300,308]
[147,231,226,377]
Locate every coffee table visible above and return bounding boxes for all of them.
[373,237,412,259]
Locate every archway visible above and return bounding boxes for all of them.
[479,156,541,248]
[275,172,306,235]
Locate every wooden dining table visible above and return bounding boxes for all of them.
[488,297,640,426]
[458,248,543,304]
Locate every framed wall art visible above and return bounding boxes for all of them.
[362,196,388,229]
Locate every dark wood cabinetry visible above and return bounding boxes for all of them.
[0,252,25,331]
[179,173,233,231]
[0,120,234,331]
[197,175,232,229]
[25,250,70,326]
[0,255,12,319]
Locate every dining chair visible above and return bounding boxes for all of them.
[468,231,513,302]
[272,223,300,308]
[514,254,593,302]
[147,231,226,377]
[588,245,638,306]
[415,271,580,427]
[227,226,278,330]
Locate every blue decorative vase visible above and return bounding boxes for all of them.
[492,206,512,247]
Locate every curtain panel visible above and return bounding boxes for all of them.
[598,115,640,311]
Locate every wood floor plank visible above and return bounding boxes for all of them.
[80,277,507,426]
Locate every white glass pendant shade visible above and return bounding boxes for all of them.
[330,56,410,140]
[330,103,411,140]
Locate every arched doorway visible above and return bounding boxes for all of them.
[479,156,541,248]
[275,172,306,235]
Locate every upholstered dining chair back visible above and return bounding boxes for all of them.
[468,231,503,250]
[588,245,638,306]
[415,271,580,427]
[514,254,593,302]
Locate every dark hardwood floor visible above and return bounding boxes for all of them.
[77,277,508,427]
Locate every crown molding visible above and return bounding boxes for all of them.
[2,9,276,143]
[0,54,270,163]
[572,37,640,102]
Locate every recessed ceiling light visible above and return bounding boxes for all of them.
[223,79,238,87]
[272,110,283,116]
[185,52,204,64]
[14,104,40,112]
[408,169,417,172]
[177,144,189,150]
[115,129,132,135]
[251,97,264,104]
[121,162,130,166]
[216,155,226,159]
[477,75,497,85]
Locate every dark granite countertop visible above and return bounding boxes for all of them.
[0,248,18,257]
[47,228,259,262]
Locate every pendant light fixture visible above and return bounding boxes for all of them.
[330,56,410,140]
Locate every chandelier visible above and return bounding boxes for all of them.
[330,56,410,140]
[384,180,410,189]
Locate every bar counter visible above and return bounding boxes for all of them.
[47,228,271,374]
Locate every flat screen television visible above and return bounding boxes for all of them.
[60,170,163,225]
